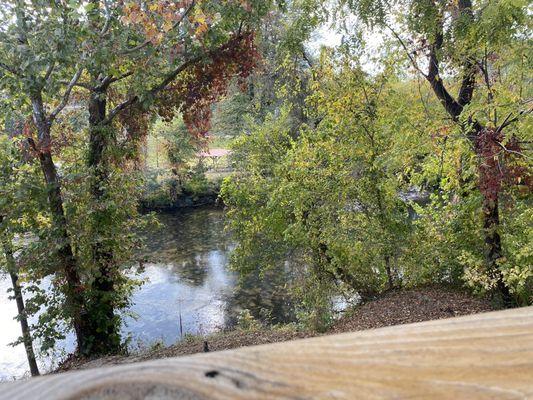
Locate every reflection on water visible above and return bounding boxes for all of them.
[0,206,292,380]
[0,275,30,380]
[126,207,236,345]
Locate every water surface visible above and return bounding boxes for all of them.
[0,207,290,380]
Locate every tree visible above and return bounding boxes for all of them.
[0,0,91,350]
[0,221,40,377]
[70,0,271,354]
[335,0,531,304]
[222,49,421,324]
[1,0,275,356]
[0,130,41,376]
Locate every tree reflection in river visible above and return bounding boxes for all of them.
[134,206,295,334]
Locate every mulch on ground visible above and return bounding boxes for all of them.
[330,285,494,334]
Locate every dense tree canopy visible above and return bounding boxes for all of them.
[0,0,530,377]
[222,0,531,325]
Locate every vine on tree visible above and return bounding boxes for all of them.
[475,128,531,203]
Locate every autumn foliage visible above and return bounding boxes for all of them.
[475,128,531,202]
[158,31,259,136]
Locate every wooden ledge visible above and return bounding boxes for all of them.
[2,306,532,399]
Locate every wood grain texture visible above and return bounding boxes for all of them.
[2,307,532,400]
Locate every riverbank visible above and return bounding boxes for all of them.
[55,285,494,373]
[140,170,230,211]
[140,182,221,211]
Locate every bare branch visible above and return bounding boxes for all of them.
[94,72,134,91]
[496,108,533,133]
[416,75,432,120]
[100,0,112,36]
[477,59,493,100]
[43,62,55,83]
[59,80,95,91]
[301,49,314,68]
[49,67,83,122]
[103,96,138,124]
[494,139,532,161]
[386,24,427,79]
[122,40,150,55]
[105,71,133,86]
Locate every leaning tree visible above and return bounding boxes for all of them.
[0,0,96,351]
[334,0,531,303]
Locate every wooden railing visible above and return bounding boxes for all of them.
[1,306,532,399]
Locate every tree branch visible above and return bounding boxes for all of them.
[121,0,196,55]
[49,67,83,122]
[494,139,532,161]
[477,57,493,103]
[386,24,427,79]
[108,71,133,84]
[496,108,533,133]
[104,24,248,125]
[426,18,464,120]
[103,96,138,124]
[301,49,314,68]
[59,80,95,91]
[104,55,201,124]
[100,0,112,36]
[0,61,22,77]
[97,71,133,90]
[457,57,476,107]
[456,0,476,107]
[43,62,55,83]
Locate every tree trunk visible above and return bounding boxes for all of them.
[85,85,121,355]
[422,10,512,302]
[85,0,122,353]
[384,256,394,290]
[482,196,513,306]
[8,271,40,376]
[0,227,40,376]
[30,94,90,353]
[473,126,513,306]
[374,184,395,291]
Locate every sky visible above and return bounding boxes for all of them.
[309,20,389,74]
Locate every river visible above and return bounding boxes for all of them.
[0,207,292,380]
